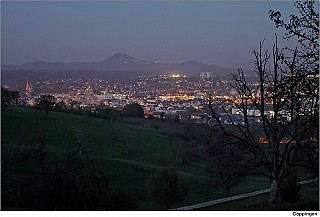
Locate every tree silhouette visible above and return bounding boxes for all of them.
[38,95,55,116]
[1,86,19,112]
[147,168,184,209]
[123,102,144,118]
[208,0,318,205]
[207,142,251,197]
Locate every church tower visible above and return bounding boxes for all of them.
[26,80,33,97]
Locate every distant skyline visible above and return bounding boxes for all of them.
[2,1,297,67]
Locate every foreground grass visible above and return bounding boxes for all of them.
[199,182,319,210]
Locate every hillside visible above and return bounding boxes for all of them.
[2,106,210,210]
[2,107,178,165]
[2,106,316,210]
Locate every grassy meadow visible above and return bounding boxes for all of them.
[1,106,318,210]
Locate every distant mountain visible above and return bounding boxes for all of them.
[99,52,156,66]
[106,52,135,61]
[2,53,253,77]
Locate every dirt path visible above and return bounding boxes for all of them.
[93,155,208,180]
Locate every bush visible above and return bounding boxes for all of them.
[147,168,184,209]
[280,172,300,203]
[123,103,144,118]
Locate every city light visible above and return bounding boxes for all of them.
[170,74,180,78]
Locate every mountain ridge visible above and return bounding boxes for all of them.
[105,52,136,61]
[2,53,254,76]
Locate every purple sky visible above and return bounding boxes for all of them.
[1,1,298,67]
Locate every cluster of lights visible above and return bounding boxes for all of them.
[170,74,181,78]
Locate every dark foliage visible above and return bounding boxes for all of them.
[18,157,106,210]
[123,102,144,118]
[280,172,301,203]
[1,86,19,112]
[17,155,137,210]
[148,168,185,209]
[1,86,19,105]
[37,95,55,115]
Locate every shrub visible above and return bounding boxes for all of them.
[280,172,300,203]
[147,168,184,209]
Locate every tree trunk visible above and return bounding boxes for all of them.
[268,179,279,205]
[225,188,230,197]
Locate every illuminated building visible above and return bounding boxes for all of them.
[200,71,213,81]
[25,80,33,97]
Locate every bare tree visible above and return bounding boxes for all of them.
[207,142,251,197]
[209,34,318,205]
[269,0,319,74]
[208,0,318,205]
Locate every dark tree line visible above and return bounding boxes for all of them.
[1,86,19,112]
[35,95,144,120]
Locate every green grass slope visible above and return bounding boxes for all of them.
[2,106,178,165]
[2,106,208,210]
[3,106,317,210]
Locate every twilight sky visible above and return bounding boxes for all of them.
[1,1,297,67]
